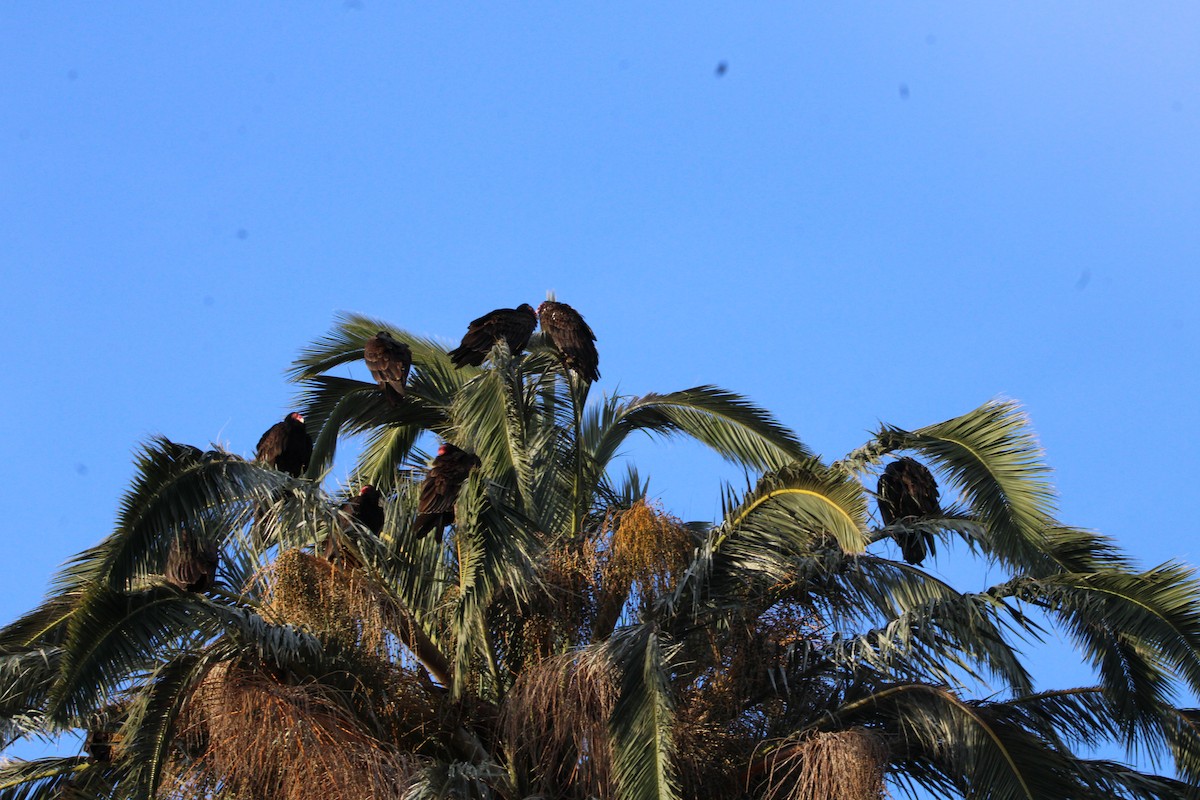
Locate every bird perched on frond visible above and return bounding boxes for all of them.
[341,484,385,536]
[448,304,538,367]
[255,412,313,478]
[413,443,482,542]
[538,299,599,382]
[877,456,941,565]
[326,484,385,563]
[165,529,219,593]
[364,331,412,404]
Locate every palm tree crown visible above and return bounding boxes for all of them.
[2,311,1199,800]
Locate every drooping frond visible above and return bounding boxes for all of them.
[296,375,446,478]
[51,438,288,597]
[0,647,61,746]
[880,400,1059,572]
[0,756,92,800]
[672,460,869,618]
[1002,563,1200,753]
[586,386,812,478]
[608,625,680,800]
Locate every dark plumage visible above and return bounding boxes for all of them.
[413,443,482,542]
[342,485,385,536]
[537,300,599,382]
[877,457,941,565]
[256,412,313,478]
[165,530,219,592]
[326,485,385,563]
[85,728,118,763]
[364,331,412,404]
[448,304,538,367]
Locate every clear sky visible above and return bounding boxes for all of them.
[2,3,1199,788]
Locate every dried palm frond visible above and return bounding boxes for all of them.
[169,661,422,800]
[499,649,618,799]
[754,727,888,800]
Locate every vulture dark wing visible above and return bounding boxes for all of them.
[877,457,940,565]
[449,305,538,367]
[364,332,412,403]
[413,444,482,541]
[256,414,312,478]
[538,300,599,382]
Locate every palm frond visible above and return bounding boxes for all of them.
[608,625,680,800]
[0,756,90,800]
[882,399,1059,572]
[1006,563,1200,747]
[0,648,61,746]
[587,386,811,478]
[118,652,215,800]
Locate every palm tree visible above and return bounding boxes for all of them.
[2,312,1199,800]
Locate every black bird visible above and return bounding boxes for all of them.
[364,331,412,404]
[342,484,385,536]
[877,457,941,565]
[256,412,313,478]
[448,304,538,367]
[325,485,385,563]
[413,443,482,541]
[165,529,219,593]
[537,300,599,382]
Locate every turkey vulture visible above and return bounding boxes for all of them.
[341,484,385,536]
[325,485,384,563]
[165,529,219,592]
[877,457,941,565]
[448,304,538,367]
[256,412,313,478]
[85,727,118,763]
[364,331,412,404]
[538,300,599,382]
[413,443,482,542]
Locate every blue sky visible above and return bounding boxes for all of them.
[2,3,1199,788]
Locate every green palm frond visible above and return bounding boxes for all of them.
[1005,563,1200,745]
[586,386,811,478]
[608,625,680,800]
[0,756,91,800]
[825,581,1034,695]
[1072,759,1200,800]
[0,595,77,652]
[50,438,288,597]
[0,648,61,746]
[672,460,869,618]
[47,586,200,723]
[296,375,446,478]
[880,399,1058,572]
[449,344,535,508]
[118,652,215,800]
[450,474,543,697]
[836,683,1083,800]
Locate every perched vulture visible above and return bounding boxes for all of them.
[364,331,412,404]
[877,457,941,565]
[85,727,118,763]
[413,443,482,542]
[256,412,313,478]
[538,300,599,382]
[342,484,385,536]
[448,304,538,367]
[165,530,219,593]
[325,485,384,563]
